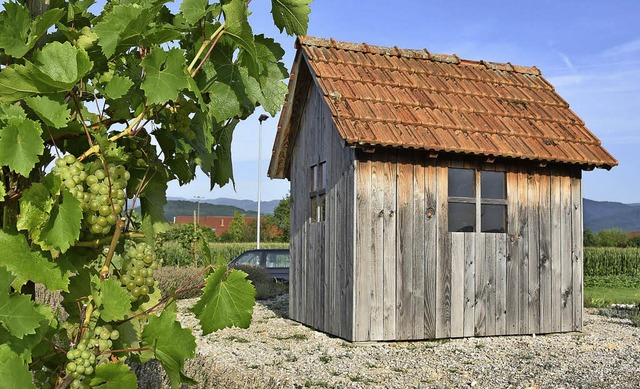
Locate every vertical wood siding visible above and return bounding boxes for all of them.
[288,84,355,340]
[351,152,584,341]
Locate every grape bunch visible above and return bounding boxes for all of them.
[52,154,130,238]
[82,164,129,236]
[120,241,161,302]
[51,154,87,201]
[64,310,119,388]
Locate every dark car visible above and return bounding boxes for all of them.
[228,249,290,281]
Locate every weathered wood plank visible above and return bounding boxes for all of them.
[382,150,397,339]
[424,162,438,338]
[538,173,553,333]
[517,170,530,334]
[411,153,426,339]
[495,233,507,334]
[560,173,573,332]
[474,233,486,336]
[450,233,465,338]
[484,233,497,336]
[506,169,519,334]
[396,154,414,339]
[435,162,451,338]
[344,162,356,339]
[354,156,372,340]
[370,156,385,340]
[550,172,562,332]
[528,170,541,334]
[571,171,583,332]
[463,232,476,337]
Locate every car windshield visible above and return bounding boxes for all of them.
[234,252,260,266]
[265,252,289,268]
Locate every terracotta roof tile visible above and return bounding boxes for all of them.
[269,37,617,178]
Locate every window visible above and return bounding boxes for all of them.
[266,252,290,268]
[233,252,260,266]
[448,168,506,233]
[310,162,326,222]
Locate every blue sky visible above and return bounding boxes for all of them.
[170,0,640,204]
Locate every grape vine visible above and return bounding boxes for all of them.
[0,0,311,388]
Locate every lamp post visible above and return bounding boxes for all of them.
[257,114,269,249]
[194,196,203,225]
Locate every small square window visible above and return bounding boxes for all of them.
[449,202,475,232]
[481,204,506,233]
[481,171,505,199]
[448,168,475,198]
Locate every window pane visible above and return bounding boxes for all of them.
[448,202,475,232]
[310,165,317,192]
[448,168,475,197]
[235,252,260,265]
[481,171,505,199]
[318,195,326,222]
[318,162,326,190]
[310,196,317,221]
[266,253,290,268]
[481,204,506,233]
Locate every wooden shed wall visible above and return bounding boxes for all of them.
[288,82,356,340]
[353,149,583,341]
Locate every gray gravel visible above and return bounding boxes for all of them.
[172,295,640,389]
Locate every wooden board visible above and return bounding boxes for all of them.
[571,172,583,331]
[527,170,541,334]
[396,154,414,339]
[463,233,476,337]
[435,162,451,338]
[450,233,465,338]
[382,151,397,339]
[423,163,438,338]
[411,153,426,339]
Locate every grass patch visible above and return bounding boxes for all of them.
[584,287,640,307]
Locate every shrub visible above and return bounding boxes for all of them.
[155,266,206,299]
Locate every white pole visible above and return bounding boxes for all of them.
[257,114,269,249]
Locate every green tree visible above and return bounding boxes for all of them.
[595,228,629,247]
[268,194,290,241]
[223,211,246,242]
[0,0,310,387]
[584,229,596,247]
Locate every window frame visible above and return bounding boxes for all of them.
[310,162,326,222]
[448,168,507,233]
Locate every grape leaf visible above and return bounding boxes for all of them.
[0,182,5,198]
[179,0,209,25]
[103,75,134,100]
[0,303,57,364]
[211,119,237,188]
[0,268,46,339]
[191,257,255,335]
[98,279,132,322]
[0,2,31,58]
[24,95,70,128]
[0,42,92,103]
[207,82,240,123]
[0,231,71,292]
[89,362,137,389]
[271,0,312,36]
[0,345,36,389]
[141,306,196,389]
[94,4,144,58]
[0,116,44,176]
[141,48,190,105]
[221,0,259,76]
[38,190,82,253]
[32,41,92,85]
[139,167,170,240]
[17,182,54,236]
[0,3,63,59]
[250,35,289,115]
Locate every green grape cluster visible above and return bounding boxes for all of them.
[82,164,129,236]
[120,241,161,302]
[64,310,119,388]
[52,155,129,238]
[51,154,87,200]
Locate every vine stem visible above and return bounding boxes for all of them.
[100,217,126,281]
[187,23,225,74]
[77,111,146,162]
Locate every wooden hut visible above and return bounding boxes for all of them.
[268,36,617,342]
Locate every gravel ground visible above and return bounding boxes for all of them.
[164,295,640,389]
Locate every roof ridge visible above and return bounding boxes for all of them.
[297,36,541,75]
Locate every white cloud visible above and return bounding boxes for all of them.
[601,37,640,58]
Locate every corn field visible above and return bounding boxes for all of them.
[208,242,290,262]
[584,247,640,276]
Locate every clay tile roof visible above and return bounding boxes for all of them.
[269,36,617,178]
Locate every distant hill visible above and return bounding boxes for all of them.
[161,200,257,222]
[167,197,281,215]
[583,199,640,232]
